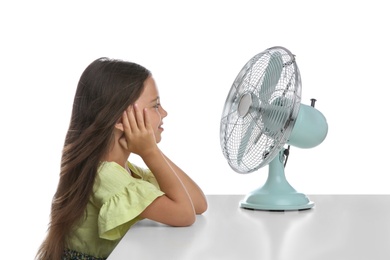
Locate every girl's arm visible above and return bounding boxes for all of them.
[139,148,196,226]
[161,153,208,214]
[122,105,196,226]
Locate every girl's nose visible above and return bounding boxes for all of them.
[163,108,168,117]
[161,106,168,118]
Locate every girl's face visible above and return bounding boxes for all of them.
[135,76,168,143]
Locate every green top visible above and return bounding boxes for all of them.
[66,161,164,258]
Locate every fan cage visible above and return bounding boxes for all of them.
[220,46,302,173]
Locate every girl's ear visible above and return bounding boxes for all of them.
[115,116,124,131]
[115,115,128,149]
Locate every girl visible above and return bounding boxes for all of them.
[36,58,208,260]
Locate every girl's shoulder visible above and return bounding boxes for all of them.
[92,161,163,206]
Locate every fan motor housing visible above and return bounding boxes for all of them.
[288,104,328,148]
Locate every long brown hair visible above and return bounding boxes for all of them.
[36,58,151,259]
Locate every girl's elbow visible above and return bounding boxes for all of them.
[173,213,196,227]
[195,201,208,215]
[184,216,196,226]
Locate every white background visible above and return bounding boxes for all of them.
[1,0,389,259]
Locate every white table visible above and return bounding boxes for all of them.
[108,195,390,260]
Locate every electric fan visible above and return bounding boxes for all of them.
[220,46,328,211]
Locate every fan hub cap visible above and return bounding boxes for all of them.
[237,93,252,117]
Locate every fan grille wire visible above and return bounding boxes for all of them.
[220,47,301,173]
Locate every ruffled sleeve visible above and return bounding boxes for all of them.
[93,162,164,241]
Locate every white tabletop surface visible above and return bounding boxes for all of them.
[108,195,390,260]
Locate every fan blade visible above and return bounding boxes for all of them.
[259,51,284,98]
[237,118,255,167]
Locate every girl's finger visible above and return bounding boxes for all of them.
[133,104,145,130]
[143,107,152,130]
[126,105,138,132]
[122,109,131,133]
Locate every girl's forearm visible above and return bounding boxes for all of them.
[162,153,208,214]
[142,148,195,214]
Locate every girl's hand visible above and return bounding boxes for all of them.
[122,104,158,158]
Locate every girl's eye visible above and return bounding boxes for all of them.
[153,103,161,109]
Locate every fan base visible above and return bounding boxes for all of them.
[239,150,315,211]
[240,193,314,211]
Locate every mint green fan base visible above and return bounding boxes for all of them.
[240,150,314,211]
